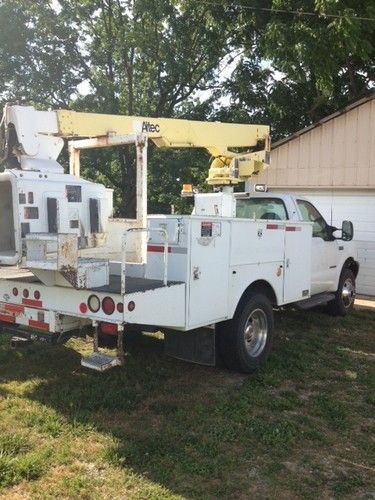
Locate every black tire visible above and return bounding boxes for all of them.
[327,268,356,316]
[217,293,274,373]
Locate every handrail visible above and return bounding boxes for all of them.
[121,227,169,295]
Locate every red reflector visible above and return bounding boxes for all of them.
[79,303,88,313]
[128,301,135,312]
[34,290,41,300]
[147,245,172,253]
[102,297,115,315]
[23,289,29,298]
[29,319,49,331]
[100,322,118,335]
[117,302,124,313]
[0,314,16,323]
[12,287,18,296]
[22,298,42,308]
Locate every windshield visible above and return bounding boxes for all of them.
[236,197,288,220]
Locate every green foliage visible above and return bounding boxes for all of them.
[0,0,374,213]
[0,0,84,108]
[223,0,375,138]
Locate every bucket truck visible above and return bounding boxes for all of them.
[0,104,358,372]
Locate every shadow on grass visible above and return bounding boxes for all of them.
[0,308,374,498]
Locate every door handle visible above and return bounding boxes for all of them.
[286,258,290,268]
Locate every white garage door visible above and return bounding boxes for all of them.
[271,189,375,296]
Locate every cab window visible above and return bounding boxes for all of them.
[236,198,288,220]
[296,199,332,240]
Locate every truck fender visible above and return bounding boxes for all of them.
[232,280,277,319]
[342,257,359,278]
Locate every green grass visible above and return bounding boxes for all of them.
[0,307,374,498]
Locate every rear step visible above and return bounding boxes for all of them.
[10,336,33,348]
[295,292,335,310]
[81,352,122,372]
[81,321,125,372]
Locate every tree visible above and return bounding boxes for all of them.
[221,0,375,139]
[64,0,235,216]
[0,0,84,108]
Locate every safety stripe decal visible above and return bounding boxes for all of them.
[22,298,43,308]
[4,304,24,314]
[286,226,302,232]
[28,320,49,331]
[266,224,282,230]
[147,245,187,254]
[147,245,171,253]
[0,314,16,323]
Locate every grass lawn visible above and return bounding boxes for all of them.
[0,307,374,499]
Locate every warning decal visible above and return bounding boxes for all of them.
[201,221,221,237]
[201,221,213,237]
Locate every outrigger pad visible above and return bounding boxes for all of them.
[164,328,216,366]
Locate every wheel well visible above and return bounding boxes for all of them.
[343,258,359,278]
[237,280,277,311]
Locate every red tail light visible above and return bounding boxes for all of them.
[12,288,18,296]
[34,290,41,300]
[100,322,118,335]
[23,289,29,298]
[117,302,124,313]
[128,301,135,312]
[79,303,88,313]
[102,297,115,315]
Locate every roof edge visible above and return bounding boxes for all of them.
[272,92,375,150]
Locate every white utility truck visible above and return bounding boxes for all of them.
[0,105,358,372]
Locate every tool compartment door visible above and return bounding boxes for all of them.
[283,223,312,303]
[187,218,230,328]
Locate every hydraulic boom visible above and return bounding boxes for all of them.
[1,104,270,185]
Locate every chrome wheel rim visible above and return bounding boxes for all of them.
[243,308,268,357]
[342,278,355,308]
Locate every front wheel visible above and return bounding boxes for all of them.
[217,293,274,373]
[327,268,356,316]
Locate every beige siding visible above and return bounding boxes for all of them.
[260,98,375,188]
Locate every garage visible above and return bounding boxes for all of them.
[253,93,375,296]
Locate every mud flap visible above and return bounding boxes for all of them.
[164,328,216,366]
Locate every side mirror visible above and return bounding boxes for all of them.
[341,220,353,241]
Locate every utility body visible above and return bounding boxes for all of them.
[0,105,358,372]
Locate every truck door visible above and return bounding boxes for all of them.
[283,223,312,303]
[296,199,338,294]
[188,219,231,328]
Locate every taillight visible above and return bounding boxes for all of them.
[128,301,135,312]
[34,290,41,300]
[23,289,29,298]
[79,303,88,313]
[100,322,118,335]
[88,294,100,313]
[117,302,124,313]
[12,287,18,296]
[102,297,115,315]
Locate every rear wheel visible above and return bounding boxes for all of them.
[327,268,356,316]
[217,293,274,373]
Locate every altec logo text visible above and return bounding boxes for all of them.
[142,121,160,133]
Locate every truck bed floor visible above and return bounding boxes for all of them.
[0,268,182,294]
[93,275,182,294]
